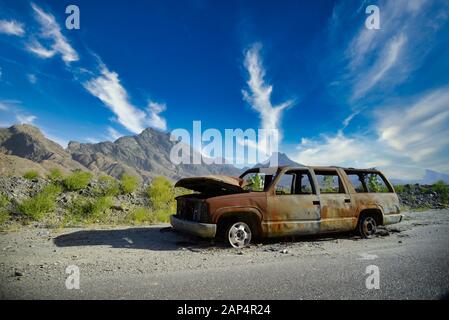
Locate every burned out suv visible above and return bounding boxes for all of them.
[170,166,402,248]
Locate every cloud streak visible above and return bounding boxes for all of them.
[83,66,147,134]
[242,43,293,136]
[377,86,449,171]
[147,102,167,131]
[107,127,122,141]
[0,20,25,36]
[30,3,78,64]
[27,39,56,58]
[16,114,37,124]
[352,34,406,100]
[83,65,168,134]
[294,85,449,175]
[294,0,449,176]
[24,4,168,135]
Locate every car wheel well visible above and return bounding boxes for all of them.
[358,208,383,226]
[216,213,261,239]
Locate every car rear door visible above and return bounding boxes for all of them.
[313,168,356,232]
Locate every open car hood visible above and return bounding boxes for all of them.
[175,175,247,194]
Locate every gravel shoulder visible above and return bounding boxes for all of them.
[1,210,448,299]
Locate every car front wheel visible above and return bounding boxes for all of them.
[226,221,252,248]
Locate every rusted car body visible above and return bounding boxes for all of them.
[170,166,402,248]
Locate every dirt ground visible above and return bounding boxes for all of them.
[1,210,448,299]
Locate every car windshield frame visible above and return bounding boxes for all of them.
[239,168,279,192]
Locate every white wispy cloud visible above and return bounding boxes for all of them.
[341,0,437,102]
[0,99,21,111]
[107,126,123,141]
[295,132,397,169]
[294,85,449,175]
[352,34,406,100]
[147,101,167,131]
[30,3,78,64]
[27,39,56,59]
[16,114,37,124]
[27,74,37,84]
[242,43,293,136]
[83,65,168,134]
[40,128,69,148]
[85,137,99,144]
[0,20,25,36]
[342,110,361,129]
[347,0,424,69]
[376,86,449,170]
[292,131,428,180]
[83,66,146,133]
[1,100,38,126]
[295,0,449,177]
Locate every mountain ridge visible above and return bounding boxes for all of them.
[0,124,242,181]
[1,124,449,184]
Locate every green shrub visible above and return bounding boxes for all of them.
[432,180,449,193]
[97,175,120,196]
[147,176,175,210]
[69,196,113,221]
[153,209,171,223]
[68,196,88,219]
[23,170,39,180]
[394,184,405,193]
[0,210,10,225]
[127,207,155,224]
[120,174,139,194]
[0,194,10,225]
[18,184,62,220]
[42,183,62,195]
[47,168,63,182]
[432,180,449,203]
[63,171,92,191]
[89,196,114,220]
[0,193,9,209]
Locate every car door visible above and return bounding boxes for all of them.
[313,168,356,232]
[266,169,321,236]
[344,170,400,216]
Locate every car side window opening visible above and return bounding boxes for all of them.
[295,172,314,194]
[275,173,294,195]
[275,171,315,195]
[242,172,274,192]
[346,173,367,192]
[345,171,392,193]
[365,173,391,193]
[315,171,345,193]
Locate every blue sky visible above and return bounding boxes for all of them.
[0,0,449,178]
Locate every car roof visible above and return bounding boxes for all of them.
[249,165,381,172]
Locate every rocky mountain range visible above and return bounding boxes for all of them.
[0,124,241,181]
[389,169,449,185]
[1,124,449,184]
[0,125,88,177]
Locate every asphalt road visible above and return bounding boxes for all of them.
[1,210,449,299]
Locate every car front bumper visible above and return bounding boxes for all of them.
[170,215,217,238]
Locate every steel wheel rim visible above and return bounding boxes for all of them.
[228,222,252,248]
[363,217,377,237]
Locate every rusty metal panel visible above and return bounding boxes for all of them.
[267,194,321,221]
[208,192,266,224]
[174,165,402,238]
